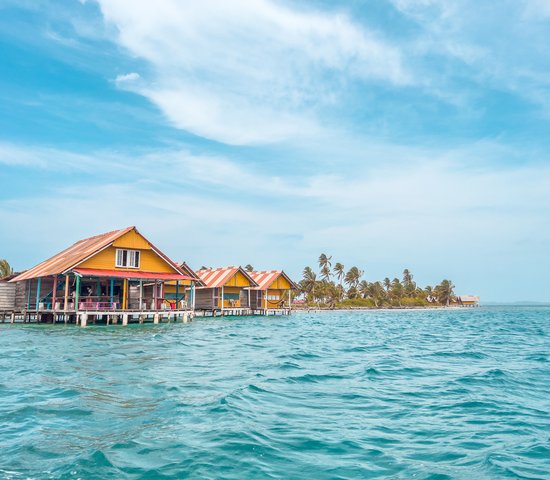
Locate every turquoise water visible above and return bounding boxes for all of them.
[0,307,549,479]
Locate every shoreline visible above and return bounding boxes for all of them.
[292,305,475,312]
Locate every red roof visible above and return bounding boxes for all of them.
[73,268,193,281]
[248,270,298,290]
[196,266,258,289]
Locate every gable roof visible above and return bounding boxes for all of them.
[196,266,258,289]
[10,226,185,282]
[177,262,205,286]
[248,270,299,290]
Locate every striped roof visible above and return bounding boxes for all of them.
[196,266,258,289]
[249,270,298,290]
[10,226,183,282]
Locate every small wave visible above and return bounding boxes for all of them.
[286,373,348,383]
[431,351,488,360]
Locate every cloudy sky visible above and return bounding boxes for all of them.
[1,0,549,302]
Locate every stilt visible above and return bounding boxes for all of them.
[80,313,88,327]
[122,314,128,326]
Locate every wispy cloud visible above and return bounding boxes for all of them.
[97,0,408,145]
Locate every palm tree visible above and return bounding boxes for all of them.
[383,277,391,293]
[390,278,404,306]
[244,264,254,272]
[344,266,363,293]
[358,280,370,298]
[318,254,332,272]
[369,281,386,307]
[0,259,13,279]
[435,279,455,306]
[333,262,345,286]
[320,264,332,282]
[301,266,318,302]
[402,269,416,297]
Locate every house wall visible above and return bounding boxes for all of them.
[225,270,252,287]
[195,288,215,310]
[78,246,176,273]
[269,276,292,290]
[75,229,178,274]
[0,282,16,310]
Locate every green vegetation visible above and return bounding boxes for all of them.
[0,259,13,279]
[298,254,455,309]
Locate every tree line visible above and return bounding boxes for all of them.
[298,254,456,308]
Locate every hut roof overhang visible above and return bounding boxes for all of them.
[72,268,194,281]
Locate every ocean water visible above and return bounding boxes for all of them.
[0,307,549,480]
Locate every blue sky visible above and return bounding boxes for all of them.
[1,0,550,302]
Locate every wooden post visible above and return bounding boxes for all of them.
[52,275,58,312]
[248,288,251,311]
[221,285,224,315]
[35,277,42,311]
[109,278,114,307]
[75,275,81,312]
[122,278,128,310]
[64,275,69,313]
[175,281,179,308]
[122,313,128,326]
[288,289,292,313]
[139,280,143,309]
[26,279,32,310]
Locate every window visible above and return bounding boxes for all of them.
[116,249,140,268]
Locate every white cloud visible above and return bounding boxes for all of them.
[389,0,550,110]
[115,72,140,83]
[96,0,408,144]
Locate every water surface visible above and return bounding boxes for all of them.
[1,307,549,479]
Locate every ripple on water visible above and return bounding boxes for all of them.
[0,306,549,479]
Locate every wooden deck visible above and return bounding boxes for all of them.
[0,308,194,326]
[194,308,291,317]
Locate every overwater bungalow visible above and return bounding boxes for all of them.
[6,226,197,326]
[162,262,204,309]
[457,295,480,307]
[248,270,298,315]
[194,266,258,315]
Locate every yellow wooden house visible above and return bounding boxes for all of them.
[9,226,196,324]
[194,266,258,313]
[248,270,298,313]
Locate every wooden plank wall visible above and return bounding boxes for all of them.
[195,289,215,310]
[0,282,16,310]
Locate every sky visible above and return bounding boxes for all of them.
[1,0,549,302]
